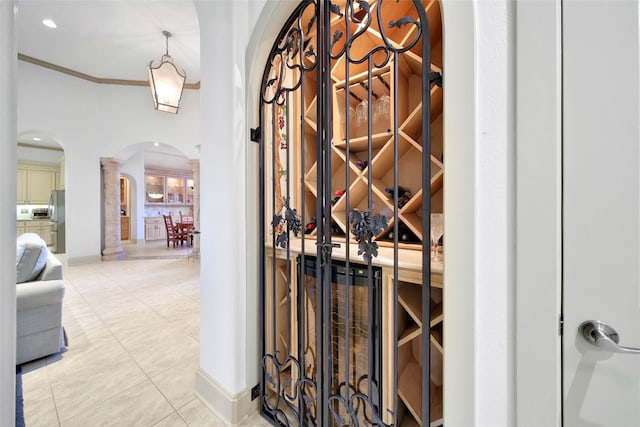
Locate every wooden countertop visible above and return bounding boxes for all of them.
[266,236,443,274]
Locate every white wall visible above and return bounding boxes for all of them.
[17,61,200,263]
[197,0,249,397]
[515,1,562,425]
[0,2,16,425]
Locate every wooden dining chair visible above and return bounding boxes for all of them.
[163,215,187,248]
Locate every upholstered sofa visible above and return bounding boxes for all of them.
[16,233,66,365]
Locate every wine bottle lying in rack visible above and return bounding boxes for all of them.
[384,186,411,209]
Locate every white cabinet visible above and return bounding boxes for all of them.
[17,170,27,203]
[145,217,167,241]
[28,170,56,203]
[17,164,59,204]
[144,169,193,206]
[20,220,52,247]
[17,221,26,237]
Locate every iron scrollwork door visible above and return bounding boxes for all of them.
[258,1,443,425]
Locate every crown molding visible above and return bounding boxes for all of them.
[17,53,201,90]
[17,142,64,152]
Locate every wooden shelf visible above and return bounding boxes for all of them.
[399,282,423,326]
[430,302,443,327]
[399,361,444,427]
[333,132,392,152]
[399,324,422,347]
[399,361,423,424]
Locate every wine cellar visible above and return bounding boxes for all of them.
[259,0,443,425]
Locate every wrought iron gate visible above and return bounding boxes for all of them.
[258,1,443,425]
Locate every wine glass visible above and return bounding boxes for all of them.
[356,99,368,126]
[374,94,390,121]
[430,213,444,261]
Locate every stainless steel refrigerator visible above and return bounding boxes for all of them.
[48,190,65,253]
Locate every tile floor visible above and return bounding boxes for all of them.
[21,241,270,427]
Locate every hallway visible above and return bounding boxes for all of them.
[20,257,266,426]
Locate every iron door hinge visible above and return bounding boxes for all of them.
[429,71,443,88]
[250,127,261,143]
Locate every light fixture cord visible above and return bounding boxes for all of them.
[162,30,172,57]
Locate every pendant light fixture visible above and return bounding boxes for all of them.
[148,30,186,114]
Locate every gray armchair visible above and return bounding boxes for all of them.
[16,233,66,365]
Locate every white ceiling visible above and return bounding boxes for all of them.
[17,0,200,82]
[16,0,200,162]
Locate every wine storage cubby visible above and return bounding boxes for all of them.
[296,0,444,249]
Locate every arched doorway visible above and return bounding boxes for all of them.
[17,131,66,255]
[114,142,199,259]
[257,1,443,424]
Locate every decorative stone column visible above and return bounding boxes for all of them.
[189,159,201,258]
[101,158,125,260]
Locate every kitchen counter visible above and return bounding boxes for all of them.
[17,219,53,246]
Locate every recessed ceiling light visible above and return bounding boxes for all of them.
[42,19,57,29]
[153,142,159,147]
[33,137,41,141]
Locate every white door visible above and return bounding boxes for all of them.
[563,1,640,425]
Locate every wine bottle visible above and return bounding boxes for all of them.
[384,186,411,209]
[331,189,345,205]
[304,216,316,234]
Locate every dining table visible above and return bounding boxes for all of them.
[176,222,194,246]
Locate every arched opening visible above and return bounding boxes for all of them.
[113,141,199,259]
[17,130,66,256]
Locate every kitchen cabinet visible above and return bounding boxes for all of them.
[144,169,193,206]
[17,164,59,204]
[144,217,167,241]
[166,176,185,204]
[145,174,165,204]
[20,220,53,247]
[121,216,130,241]
[17,221,26,237]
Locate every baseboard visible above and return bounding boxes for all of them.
[194,368,259,426]
[66,255,101,266]
[101,252,126,261]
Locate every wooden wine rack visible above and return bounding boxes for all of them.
[298,0,444,250]
[263,0,444,425]
[295,0,444,425]
[394,271,443,426]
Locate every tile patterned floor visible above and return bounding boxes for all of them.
[21,242,271,427]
